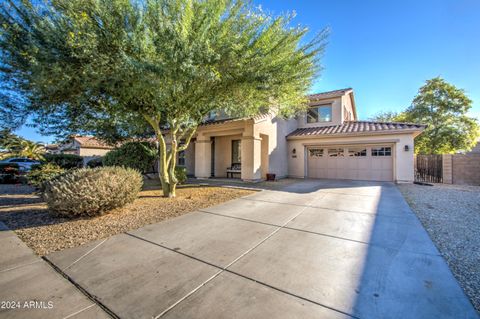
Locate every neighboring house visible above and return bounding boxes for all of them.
[45,144,60,154]
[180,88,425,183]
[58,136,114,165]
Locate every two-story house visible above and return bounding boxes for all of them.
[181,88,425,182]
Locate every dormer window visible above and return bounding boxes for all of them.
[307,104,332,123]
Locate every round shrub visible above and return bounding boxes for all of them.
[43,167,143,217]
[43,153,83,169]
[103,142,156,173]
[27,163,65,189]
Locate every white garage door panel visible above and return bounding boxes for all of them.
[307,146,393,182]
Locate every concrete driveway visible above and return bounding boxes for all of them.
[46,179,478,319]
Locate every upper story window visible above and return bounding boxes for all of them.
[307,105,332,123]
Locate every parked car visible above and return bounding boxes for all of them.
[0,157,41,171]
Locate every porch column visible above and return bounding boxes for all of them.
[194,136,211,179]
[241,134,262,181]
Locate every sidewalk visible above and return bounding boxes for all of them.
[0,222,110,319]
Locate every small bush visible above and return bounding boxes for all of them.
[27,163,65,189]
[175,166,187,184]
[86,157,103,168]
[43,153,83,169]
[103,142,156,173]
[43,167,143,217]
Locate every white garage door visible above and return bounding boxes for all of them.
[307,145,393,181]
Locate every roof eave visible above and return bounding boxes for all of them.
[286,128,425,140]
[80,145,114,150]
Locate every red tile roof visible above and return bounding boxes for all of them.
[308,88,353,101]
[287,121,426,138]
[73,136,114,149]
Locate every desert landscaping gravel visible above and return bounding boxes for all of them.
[398,183,480,312]
[0,181,254,256]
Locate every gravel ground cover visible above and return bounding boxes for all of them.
[0,181,254,256]
[398,183,480,312]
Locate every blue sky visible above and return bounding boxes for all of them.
[15,0,480,143]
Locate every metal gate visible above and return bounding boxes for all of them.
[415,155,443,183]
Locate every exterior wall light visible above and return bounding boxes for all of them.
[404,145,409,152]
[291,148,297,158]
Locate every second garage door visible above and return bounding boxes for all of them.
[307,145,393,181]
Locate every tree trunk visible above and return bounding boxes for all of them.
[144,114,196,198]
[157,144,171,197]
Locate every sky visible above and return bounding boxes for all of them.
[14,0,480,143]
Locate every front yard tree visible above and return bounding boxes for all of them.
[405,78,479,154]
[0,0,327,197]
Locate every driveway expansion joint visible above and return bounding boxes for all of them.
[62,303,96,319]
[239,197,416,218]
[0,259,42,273]
[63,238,109,270]
[198,209,440,257]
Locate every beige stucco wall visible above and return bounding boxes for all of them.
[78,147,111,157]
[287,132,416,182]
[296,97,343,128]
[184,143,195,175]
[252,115,297,179]
[341,93,356,121]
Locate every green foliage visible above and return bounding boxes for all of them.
[0,129,22,151]
[27,163,65,189]
[43,154,83,169]
[369,111,408,123]
[43,167,143,217]
[5,140,45,160]
[86,157,103,168]
[0,132,46,160]
[0,0,326,197]
[0,163,20,184]
[103,142,156,173]
[175,166,187,184]
[404,78,480,154]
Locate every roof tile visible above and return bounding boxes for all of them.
[73,136,114,149]
[307,88,352,101]
[287,121,426,137]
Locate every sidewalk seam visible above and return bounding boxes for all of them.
[43,257,118,319]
